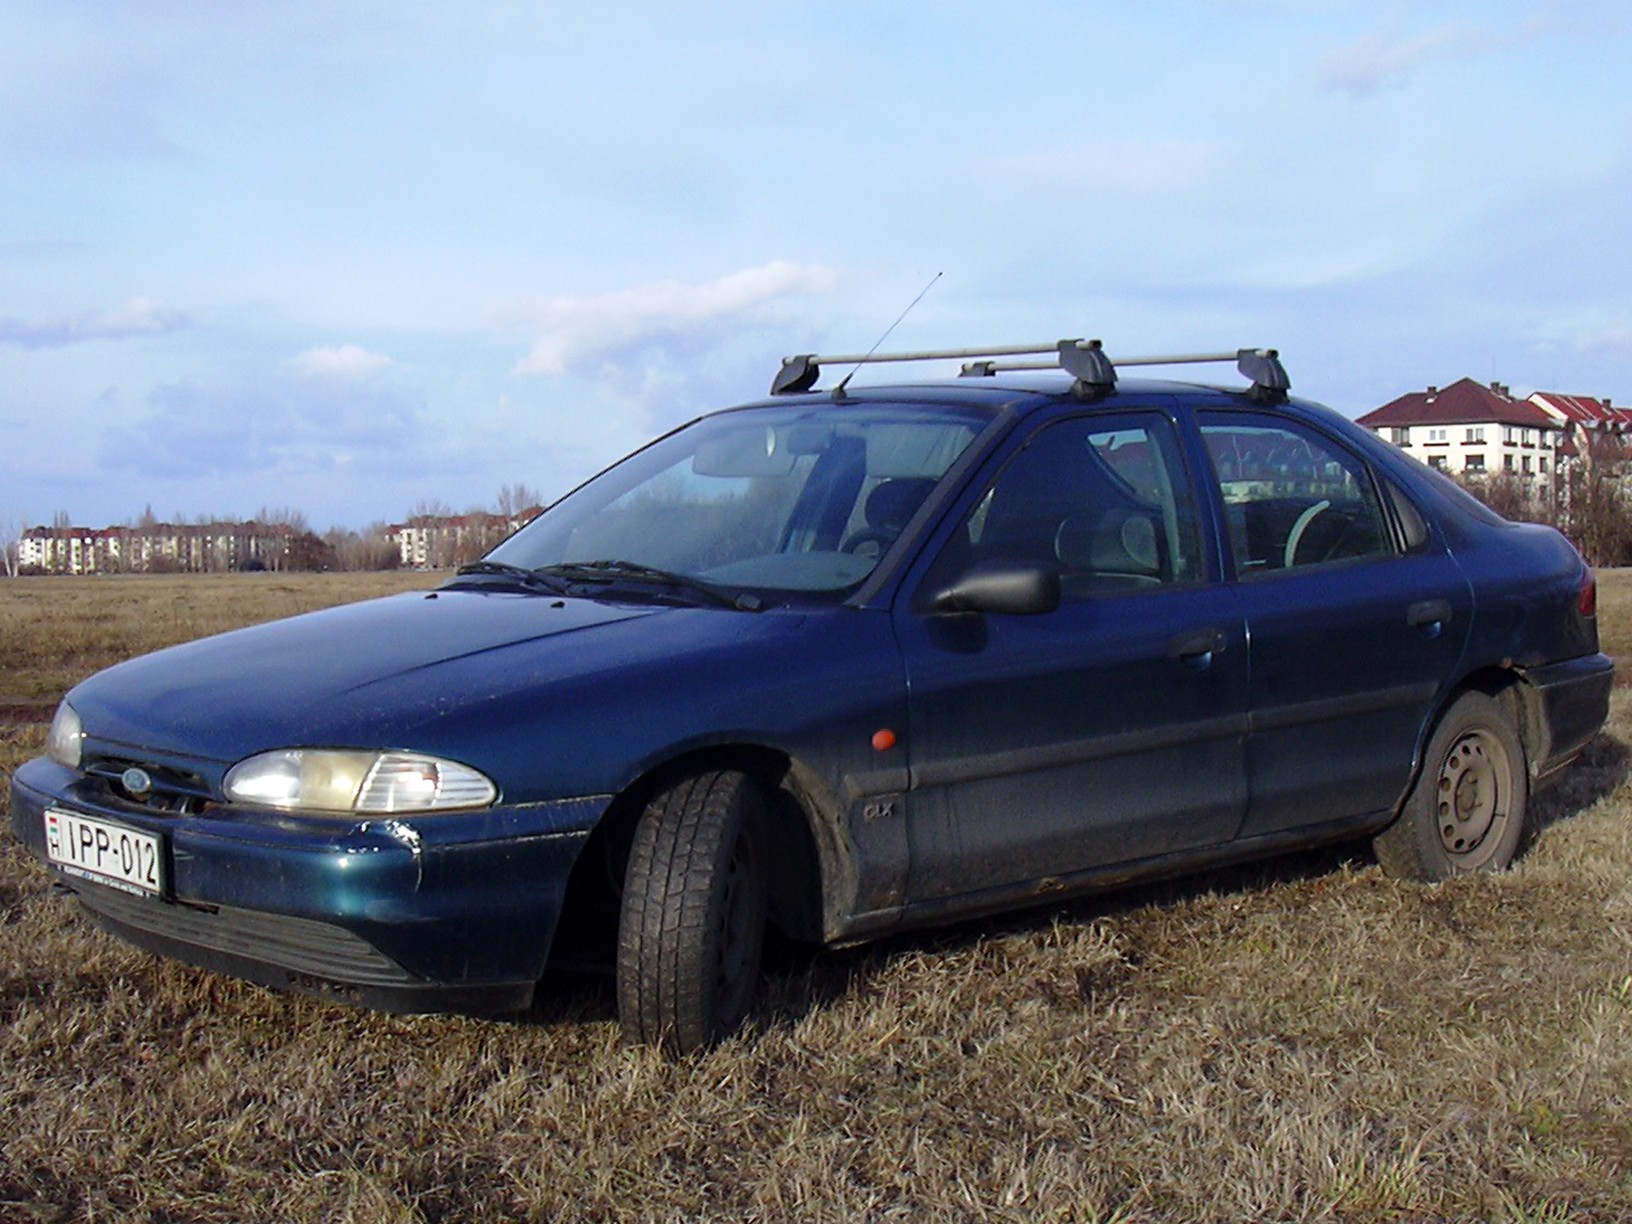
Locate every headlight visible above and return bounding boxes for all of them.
[46,702,84,769]
[223,749,497,814]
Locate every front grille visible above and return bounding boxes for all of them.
[82,756,213,815]
[69,880,416,987]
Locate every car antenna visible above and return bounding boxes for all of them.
[831,272,943,400]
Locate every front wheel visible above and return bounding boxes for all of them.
[1373,690,1531,880]
[616,769,768,1054]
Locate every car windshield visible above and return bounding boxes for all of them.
[487,402,989,596]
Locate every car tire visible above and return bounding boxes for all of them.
[616,769,768,1054]
[1373,690,1531,881]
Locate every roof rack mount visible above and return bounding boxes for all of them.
[771,339,1289,401]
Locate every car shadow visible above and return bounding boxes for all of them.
[749,840,1372,1038]
[753,730,1632,1040]
[1529,730,1631,833]
[509,730,1632,1041]
[515,967,619,1029]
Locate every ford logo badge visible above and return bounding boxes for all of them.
[121,767,154,797]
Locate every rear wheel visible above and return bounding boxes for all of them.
[1373,691,1530,880]
[616,769,767,1053]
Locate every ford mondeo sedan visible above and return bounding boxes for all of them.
[10,340,1614,1053]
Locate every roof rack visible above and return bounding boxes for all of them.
[771,338,1290,401]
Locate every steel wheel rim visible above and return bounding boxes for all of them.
[1435,727,1511,861]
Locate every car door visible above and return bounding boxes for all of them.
[1195,409,1474,837]
[891,407,1250,906]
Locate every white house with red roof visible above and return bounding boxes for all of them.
[1357,378,1562,481]
[1528,392,1632,465]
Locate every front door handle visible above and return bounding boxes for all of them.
[1168,628,1227,669]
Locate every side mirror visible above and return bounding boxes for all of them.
[927,560,1061,616]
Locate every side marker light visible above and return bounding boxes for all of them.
[871,729,898,752]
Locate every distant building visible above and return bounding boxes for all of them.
[17,521,294,575]
[18,526,109,575]
[1357,378,1564,481]
[1528,392,1631,472]
[15,506,547,576]
[1528,391,1628,437]
[386,508,542,569]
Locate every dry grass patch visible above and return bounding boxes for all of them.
[1595,568,1632,672]
[0,571,434,708]
[2,572,1631,1220]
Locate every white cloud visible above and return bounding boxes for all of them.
[0,297,189,348]
[1317,14,1560,96]
[1572,318,1632,355]
[289,343,395,378]
[986,138,1228,195]
[97,365,424,484]
[1231,245,1409,291]
[502,261,839,377]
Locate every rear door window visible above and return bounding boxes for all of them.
[1198,413,1393,577]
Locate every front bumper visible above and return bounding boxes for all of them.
[1519,652,1616,783]
[9,756,606,1013]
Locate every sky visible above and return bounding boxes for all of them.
[2,0,1628,533]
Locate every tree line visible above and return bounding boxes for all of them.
[11,466,1632,577]
[1455,441,1632,567]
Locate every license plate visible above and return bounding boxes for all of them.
[44,807,165,897]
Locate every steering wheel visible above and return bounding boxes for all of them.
[840,528,895,556]
[1283,499,1332,568]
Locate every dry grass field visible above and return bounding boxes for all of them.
[0,571,437,713]
[3,571,1631,1222]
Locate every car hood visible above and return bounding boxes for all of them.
[69,589,686,762]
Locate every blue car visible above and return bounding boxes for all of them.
[10,339,1614,1053]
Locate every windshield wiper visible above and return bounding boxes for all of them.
[538,560,761,611]
[447,560,566,594]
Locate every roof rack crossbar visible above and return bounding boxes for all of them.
[960,359,1057,375]
[1117,350,1253,367]
[774,339,1109,396]
[772,340,1289,400]
[800,341,1071,366]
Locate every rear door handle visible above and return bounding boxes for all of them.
[1407,599,1453,628]
[1168,628,1227,669]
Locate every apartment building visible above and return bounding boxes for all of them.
[1357,378,1564,480]
[387,509,541,569]
[17,521,294,575]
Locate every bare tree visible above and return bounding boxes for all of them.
[409,498,454,521]
[1459,472,1541,524]
[1,514,24,578]
[496,483,544,523]
[1458,438,1632,567]
[255,505,312,534]
[325,523,399,571]
[1562,435,1632,566]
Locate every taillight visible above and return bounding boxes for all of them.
[1581,569,1598,618]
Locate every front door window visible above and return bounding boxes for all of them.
[935,414,1206,599]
